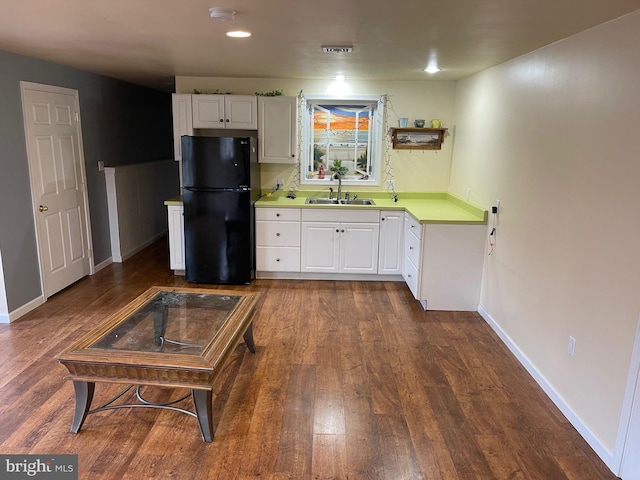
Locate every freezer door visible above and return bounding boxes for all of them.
[183,189,252,284]
[182,136,251,189]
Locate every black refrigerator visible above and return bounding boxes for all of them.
[181,135,261,284]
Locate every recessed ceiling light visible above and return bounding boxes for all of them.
[424,65,441,74]
[227,31,251,38]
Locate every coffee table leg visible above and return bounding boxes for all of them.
[243,322,256,353]
[71,381,95,433]
[192,389,214,442]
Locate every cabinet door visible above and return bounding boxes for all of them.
[258,96,297,163]
[378,210,404,275]
[225,95,258,129]
[301,222,339,272]
[167,205,185,271]
[192,95,225,128]
[340,222,379,274]
[171,94,193,160]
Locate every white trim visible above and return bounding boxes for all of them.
[477,304,617,473]
[19,81,95,299]
[256,272,404,282]
[94,256,113,273]
[613,313,640,477]
[3,295,46,323]
[0,248,7,323]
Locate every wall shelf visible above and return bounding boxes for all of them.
[391,127,448,150]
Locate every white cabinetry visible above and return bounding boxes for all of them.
[301,209,379,274]
[255,208,301,272]
[402,213,422,298]
[378,210,404,275]
[171,94,194,161]
[258,96,297,163]
[167,205,185,272]
[402,212,485,311]
[192,95,258,129]
[420,223,486,311]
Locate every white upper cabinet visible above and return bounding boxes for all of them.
[258,96,297,163]
[192,95,258,129]
[171,94,194,160]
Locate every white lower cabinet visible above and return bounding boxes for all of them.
[255,208,301,272]
[378,210,404,275]
[301,209,379,274]
[402,212,485,311]
[167,205,185,271]
[402,213,421,298]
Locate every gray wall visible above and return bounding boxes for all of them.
[0,49,173,312]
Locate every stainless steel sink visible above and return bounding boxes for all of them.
[305,198,375,205]
[305,198,340,205]
[342,199,375,205]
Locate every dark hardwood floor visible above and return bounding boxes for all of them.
[0,239,618,479]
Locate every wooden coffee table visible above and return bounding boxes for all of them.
[56,286,260,442]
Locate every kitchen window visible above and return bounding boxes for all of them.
[300,95,384,186]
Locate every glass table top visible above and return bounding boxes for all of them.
[89,291,242,355]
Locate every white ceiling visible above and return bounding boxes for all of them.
[2,0,640,91]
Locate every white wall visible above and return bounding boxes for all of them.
[176,77,456,193]
[450,10,640,464]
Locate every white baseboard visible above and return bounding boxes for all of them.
[94,256,113,272]
[113,232,166,263]
[477,304,616,473]
[3,294,46,323]
[256,272,404,282]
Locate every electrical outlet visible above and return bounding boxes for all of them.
[97,161,104,172]
[567,336,576,357]
[495,199,500,211]
[386,179,395,190]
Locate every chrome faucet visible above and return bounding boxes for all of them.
[334,174,342,201]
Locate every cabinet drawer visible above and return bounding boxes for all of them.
[256,221,300,246]
[255,208,301,222]
[403,256,420,299]
[404,229,421,267]
[302,208,379,223]
[404,213,422,240]
[256,247,300,271]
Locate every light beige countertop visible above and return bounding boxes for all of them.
[165,192,487,225]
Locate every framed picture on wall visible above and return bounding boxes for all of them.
[391,128,447,150]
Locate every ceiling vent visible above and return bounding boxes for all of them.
[209,7,236,22]
[322,46,353,53]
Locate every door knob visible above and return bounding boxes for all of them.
[39,205,49,212]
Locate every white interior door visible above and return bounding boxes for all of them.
[20,82,92,298]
